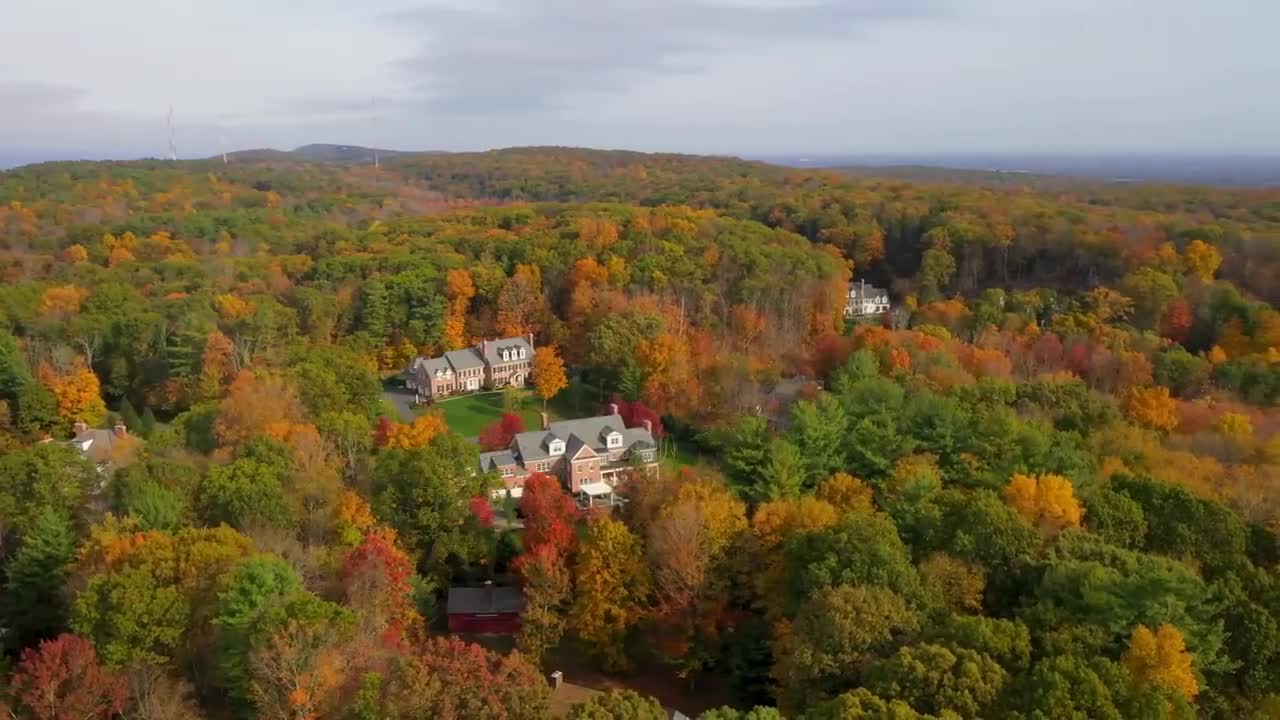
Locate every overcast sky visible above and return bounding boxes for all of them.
[2,0,1277,161]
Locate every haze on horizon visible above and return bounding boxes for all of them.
[2,0,1277,163]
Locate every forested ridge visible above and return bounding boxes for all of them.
[2,147,1280,719]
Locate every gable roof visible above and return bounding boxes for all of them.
[447,585,523,615]
[443,348,485,371]
[567,435,598,460]
[504,414,654,468]
[482,336,533,366]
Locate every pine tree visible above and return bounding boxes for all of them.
[1,511,77,652]
[118,397,142,433]
[140,406,158,438]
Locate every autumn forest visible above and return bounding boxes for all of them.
[2,147,1280,719]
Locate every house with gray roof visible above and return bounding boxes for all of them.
[479,404,659,509]
[405,334,535,402]
[846,279,891,318]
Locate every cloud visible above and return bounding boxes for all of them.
[389,0,936,114]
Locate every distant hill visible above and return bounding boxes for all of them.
[221,143,439,164]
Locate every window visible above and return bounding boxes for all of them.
[549,439,565,456]
[606,432,622,448]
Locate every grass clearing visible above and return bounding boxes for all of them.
[435,389,548,437]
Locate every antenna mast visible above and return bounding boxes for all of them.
[166,105,177,161]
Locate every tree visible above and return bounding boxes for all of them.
[709,415,771,500]
[698,708,783,720]
[196,457,292,529]
[513,545,571,665]
[815,472,875,515]
[479,411,526,451]
[779,513,928,617]
[571,516,651,671]
[213,371,305,449]
[339,526,420,647]
[1183,239,1222,283]
[918,553,986,615]
[123,664,205,720]
[377,412,448,450]
[567,689,666,720]
[801,688,927,720]
[1123,623,1199,699]
[520,472,578,558]
[213,554,304,706]
[772,585,920,708]
[376,636,550,720]
[373,436,492,577]
[787,394,848,485]
[139,406,158,438]
[5,634,128,720]
[1,511,77,652]
[532,345,568,410]
[862,643,1007,718]
[1001,472,1084,536]
[0,443,96,552]
[922,615,1031,673]
[248,595,353,720]
[38,364,107,426]
[1125,386,1179,432]
[762,439,807,501]
[70,565,190,667]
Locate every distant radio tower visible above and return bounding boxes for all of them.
[166,105,177,161]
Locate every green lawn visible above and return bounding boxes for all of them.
[435,390,548,438]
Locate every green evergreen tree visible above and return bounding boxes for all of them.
[1,511,77,652]
[139,406,158,438]
[118,397,142,433]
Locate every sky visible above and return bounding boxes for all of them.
[2,0,1278,162]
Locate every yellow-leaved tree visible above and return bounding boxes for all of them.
[1123,623,1199,699]
[1182,239,1222,283]
[38,363,107,426]
[1001,473,1083,536]
[571,516,651,671]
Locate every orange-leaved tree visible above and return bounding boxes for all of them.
[531,346,567,411]
[1125,385,1179,433]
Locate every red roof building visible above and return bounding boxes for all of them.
[446,583,523,634]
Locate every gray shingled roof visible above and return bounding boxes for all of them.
[443,348,485,371]
[413,355,452,376]
[447,586,523,615]
[482,336,533,366]
[479,450,517,471]
[500,414,655,471]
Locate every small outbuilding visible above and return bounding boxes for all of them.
[446,582,524,634]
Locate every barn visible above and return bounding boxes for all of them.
[446,583,523,634]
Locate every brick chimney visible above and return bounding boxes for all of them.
[73,421,88,436]
[527,332,534,348]
[113,423,127,439]
[540,412,550,430]
[608,403,619,417]
[641,419,653,435]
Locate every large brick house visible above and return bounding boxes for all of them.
[480,407,659,508]
[405,335,534,402]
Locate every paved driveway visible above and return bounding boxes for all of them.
[382,387,418,422]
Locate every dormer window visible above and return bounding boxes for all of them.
[446,367,453,376]
[606,432,622,449]
[548,438,565,456]
[502,349,510,362]
[519,347,526,359]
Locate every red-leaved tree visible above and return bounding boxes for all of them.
[520,473,578,558]
[340,527,420,649]
[479,412,526,451]
[606,395,665,438]
[6,634,128,720]
[470,496,495,528]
